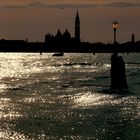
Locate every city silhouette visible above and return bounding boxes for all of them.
[0,6,139,140]
[0,10,140,53]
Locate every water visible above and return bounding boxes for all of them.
[0,53,139,140]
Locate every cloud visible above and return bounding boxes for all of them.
[103,2,140,7]
[0,2,97,9]
[0,2,45,9]
[0,1,140,9]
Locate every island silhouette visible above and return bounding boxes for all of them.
[0,11,140,53]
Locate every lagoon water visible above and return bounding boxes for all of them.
[0,53,139,140]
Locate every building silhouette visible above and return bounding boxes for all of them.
[75,10,80,42]
[44,10,81,50]
[63,29,71,40]
[1,10,140,53]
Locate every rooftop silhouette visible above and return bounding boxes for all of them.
[0,11,140,53]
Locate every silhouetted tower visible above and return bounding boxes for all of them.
[131,33,135,43]
[75,10,80,42]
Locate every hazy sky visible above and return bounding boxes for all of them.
[0,0,140,43]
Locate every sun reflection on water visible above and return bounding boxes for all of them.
[0,98,22,120]
[73,92,114,108]
[0,53,53,79]
[0,53,139,139]
[0,130,28,140]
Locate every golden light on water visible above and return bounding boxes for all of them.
[0,98,22,120]
[0,53,139,139]
[0,98,25,139]
[0,131,27,140]
[73,92,114,108]
[0,53,50,79]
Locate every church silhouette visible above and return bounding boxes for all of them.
[45,10,81,51]
[0,10,140,53]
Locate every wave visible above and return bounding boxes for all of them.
[127,62,140,65]
[52,62,92,67]
[52,62,109,68]
[101,88,133,95]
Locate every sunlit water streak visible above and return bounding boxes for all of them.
[0,53,139,140]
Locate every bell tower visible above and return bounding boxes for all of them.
[75,10,80,42]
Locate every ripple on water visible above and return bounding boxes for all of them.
[0,53,139,139]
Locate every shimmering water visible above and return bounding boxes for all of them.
[0,53,139,140]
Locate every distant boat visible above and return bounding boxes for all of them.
[52,52,64,57]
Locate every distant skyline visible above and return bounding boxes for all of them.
[0,0,140,43]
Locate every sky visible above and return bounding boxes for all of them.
[0,0,140,43]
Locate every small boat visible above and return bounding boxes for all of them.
[52,53,64,57]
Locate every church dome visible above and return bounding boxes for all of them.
[63,29,71,39]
